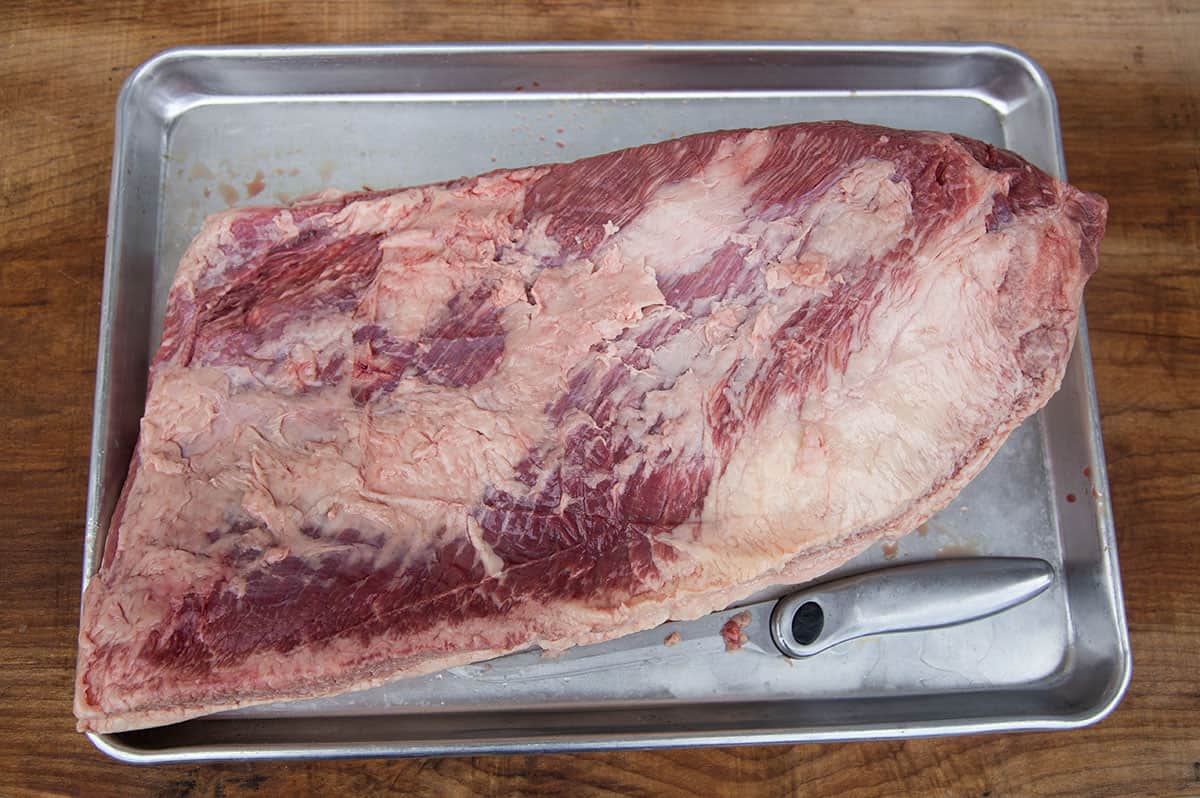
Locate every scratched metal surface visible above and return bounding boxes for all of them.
[84,43,1129,762]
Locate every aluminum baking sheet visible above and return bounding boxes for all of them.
[84,42,1130,762]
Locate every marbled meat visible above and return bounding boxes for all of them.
[75,121,1106,732]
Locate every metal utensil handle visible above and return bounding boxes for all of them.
[770,557,1054,658]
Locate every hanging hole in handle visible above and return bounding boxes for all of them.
[792,601,824,645]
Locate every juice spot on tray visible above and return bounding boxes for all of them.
[936,543,978,558]
[189,162,214,180]
[245,170,266,198]
[882,541,900,559]
[218,183,239,206]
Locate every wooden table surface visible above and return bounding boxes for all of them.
[2,1,1196,795]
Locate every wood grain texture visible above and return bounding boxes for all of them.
[0,0,1196,795]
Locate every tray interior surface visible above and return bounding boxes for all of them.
[87,44,1127,761]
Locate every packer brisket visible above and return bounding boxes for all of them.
[76,122,1106,732]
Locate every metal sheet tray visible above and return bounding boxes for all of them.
[84,42,1130,762]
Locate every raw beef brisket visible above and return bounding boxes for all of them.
[76,121,1106,732]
